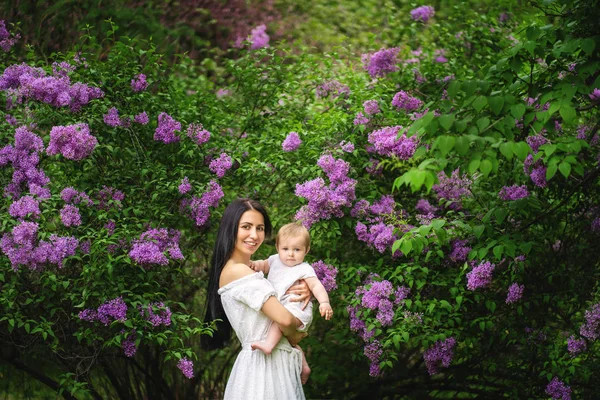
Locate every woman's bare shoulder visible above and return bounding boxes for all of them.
[219,262,255,288]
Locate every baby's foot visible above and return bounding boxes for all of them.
[251,341,273,355]
[301,363,311,384]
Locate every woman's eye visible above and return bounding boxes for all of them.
[257,227,264,231]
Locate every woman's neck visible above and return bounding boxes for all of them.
[229,250,250,266]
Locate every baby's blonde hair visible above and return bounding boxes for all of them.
[275,222,311,249]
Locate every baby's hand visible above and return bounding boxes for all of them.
[319,303,333,320]
[249,260,258,271]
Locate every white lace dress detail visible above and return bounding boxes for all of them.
[218,272,305,400]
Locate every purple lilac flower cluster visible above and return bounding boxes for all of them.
[353,112,369,126]
[567,336,586,356]
[579,302,600,340]
[187,123,211,146]
[295,155,356,228]
[122,331,137,357]
[154,112,181,144]
[0,63,104,111]
[415,199,437,215]
[103,107,133,128]
[134,112,149,125]
[589,88,600,102]
[180,180,224,227]
[249,25,269,49]
[352,195,411,255]
[60,204,81,227]
[128,228,184,267]
[449,239,471,263]
[312,260,338,292]
[499,185,529,201]
[423,337,456,375]
[96,186,125,210]
[363,100,380,115]
[339,141,355,153]
[47,123,98,161]
[131,74,148,92]
[361,48,401,78]
[179,177,192,194]
[368,126,419,159]
[526,134,548,153]
[0,20,20,52]
[282,132,302,151]
[1,126,50,199]
[139,302,172,327]
[315,80,350,99]
[432,169,472,207]
[363,340,383,377]
[524,154,547,188]
[466,260,495,290]
[410,6,435,23]
[9,195,40,219]
[348,275,410,376]
[358,280,409,327]
[79,297,128,326]
[545,377,572,400]
[1,222,78,271]
[177,357,194,379]
[392,91,423,112]
[209,152,233,178]
[356,222,397,254]
[505,283,524,304]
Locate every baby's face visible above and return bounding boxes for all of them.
[277,235,308,267]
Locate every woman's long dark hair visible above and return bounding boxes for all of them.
[202,198,272,350]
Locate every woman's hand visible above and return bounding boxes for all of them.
[286,329,308,347]
[286,279,312,310]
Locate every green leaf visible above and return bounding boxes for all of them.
[488,96,505,115]
[495,208,508,224]
[581,38,595,55]
[402,331,410,342]
[439,114,455,131]
[468,159,480,174]
[513,142,530,160]
[510,104,526,119]
[400,239,413,255]
[447,81,460,98]
[479,159,493,176]
[493,245,504,260]
[473,96,488,112]
[473,225,485,239]
[437,136,455,156]
[431,219,446,230]
[559,104,576,123]
[455,120,468,133]
[546,163,558,180]
[477,117,490,133]
[454,136,470,155]
[559,161,571,178]
[462,81,477,97]
[499,142,513,160]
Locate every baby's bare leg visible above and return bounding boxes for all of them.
[251,322,283,355]
[295,344,311,384]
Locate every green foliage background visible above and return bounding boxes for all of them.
[1,0,600,399]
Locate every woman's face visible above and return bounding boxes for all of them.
[234,210,266,258]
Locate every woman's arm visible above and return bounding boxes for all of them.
[261,297,306,345]
[285,280,313,310]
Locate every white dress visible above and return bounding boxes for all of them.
[267,255,317,332]
[218,272,305,400]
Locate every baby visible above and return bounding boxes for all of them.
[250,222,333,384]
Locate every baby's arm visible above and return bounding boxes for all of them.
[303,277,333,320]
[249,259,270,274]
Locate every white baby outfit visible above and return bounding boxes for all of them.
[267,254,317,332]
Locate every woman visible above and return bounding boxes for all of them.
[205,198,311,399]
